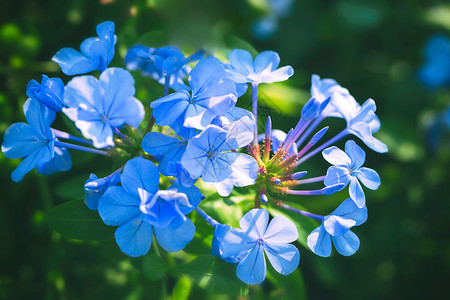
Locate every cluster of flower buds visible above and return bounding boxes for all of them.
[1,21,387,285]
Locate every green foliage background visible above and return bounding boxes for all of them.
[0,0,449,299]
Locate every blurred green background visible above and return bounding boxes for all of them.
[1,0,449,299]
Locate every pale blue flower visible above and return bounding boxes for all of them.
[52,21,116,75]
[63,68,144,148]
[225,49,293,85]
[150,57,238,130]
[216,208,300,284]
[181,116,257,196]
[1,99,55,182]
[98,157,196,257]
[307,198,367,257]
[323,140,380,208]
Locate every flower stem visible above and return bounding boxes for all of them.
[195,207,219,227]
[280,203,323,221]
[293,175,326,185]
[295,128,349,166]
[163,75,171,96]
[252,83,259,145]
[112,126,129,142]
[296,116,324,148]
[51,128,94,146]
[54,141,109,156]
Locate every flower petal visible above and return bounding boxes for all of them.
[322,146,351,167]
[324,166,351,187]
[330,198,367,226]
[239,208,269,239]
[115,215,153,257]
[236,245,266,285]
[154,218,195,252]
[52,48,98,75]
[345,140,366,169]
[307,226,332,257]
[357,167,381,190]
[254,51,280,73]
[264,243,300,275]
[332,230,360,256]
[349,176,366,208]
[98,186,141,226]
[228,49,254,76]
[263,216,298,243]
[323,215,356,236]
[121,157,160,198]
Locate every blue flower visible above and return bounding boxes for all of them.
[26,75,65,112]
[215,208,300,284]
[1,99,55,182]
[345,99,387,153]
[125,45,204,91]
[52,21,116,75]
[419,35,450,88]
[84,172,121,211]
[150,57,238,130]
[323,140,380,208]
[307,198,367,257]
[181,116,258,196]
[141,118,197,176]
[225,49,293,85]
[98,157,196,257]
[63,68,145,148]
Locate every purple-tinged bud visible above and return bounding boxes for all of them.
[297,126,329,158]
[261,194,269,203]
[291,171,307,180]
[322,183,345,195]
[301,96,331,121]
[265,116,272,141]
[309,126,329,145]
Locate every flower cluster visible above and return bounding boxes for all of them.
[1,21,388,285]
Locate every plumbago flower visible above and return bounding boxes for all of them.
[323,140,381,208]
[181,116,258,196]
[150,56,238,129]
[63,67,145,148]
[225,49,293,85]
[209,208,299,284]
[52,21,116,75]
[2,99,55,182]
[2,20,390,289]
[307,199,367,257]
[98,157,200,257]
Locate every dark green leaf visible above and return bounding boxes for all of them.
[171,255,248,296]
[46,199,114,241]
[266,263,307,300]
[142,254,169,281]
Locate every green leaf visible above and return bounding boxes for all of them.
[267,204,319,249]
[172,277,191,300]
[46,199,114,241]
[142,254,169,281]
[171,255,248,296]
[258,83,310,116]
